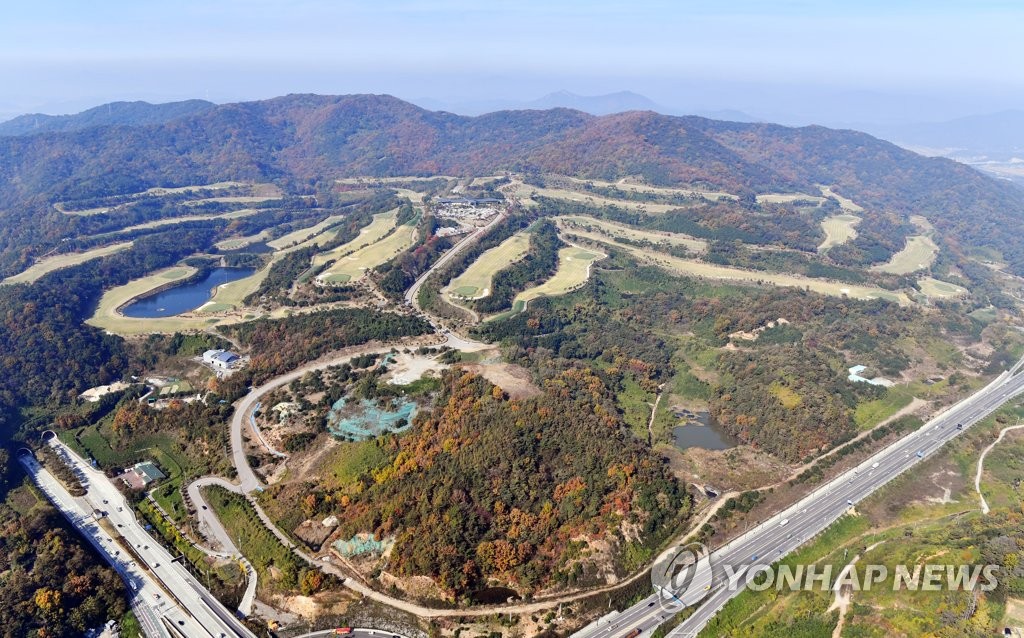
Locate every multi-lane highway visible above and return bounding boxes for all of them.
[574,359,1024,638]
[21,437,258,638]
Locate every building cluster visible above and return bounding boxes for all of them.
[433,197,502,221]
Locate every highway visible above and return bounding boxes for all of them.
[573,358,1024,638]
[23,437,258,638]
[293,629,405,638]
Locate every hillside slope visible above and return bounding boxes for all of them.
[0,93,1021,273]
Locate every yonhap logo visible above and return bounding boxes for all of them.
[651,541,714,612]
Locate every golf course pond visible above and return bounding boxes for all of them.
[120,267,255,318]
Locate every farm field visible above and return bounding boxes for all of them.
[265,214,345,250]
[444,231,532,301]
[556,214,707,252]
[871,235,939,274]
[317,219,418,284]
[580,234,911,304]
[917,276,968,298]
[509,245,606,311]
[2,241,133,284]
[817,213,862,252]
[311,209,399,268]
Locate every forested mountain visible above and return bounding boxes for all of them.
[0,99,215,136]
[1,94,1023,272]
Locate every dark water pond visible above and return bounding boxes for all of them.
[121,267,255,317]
[471,586,520,604]
[671,410,739,451]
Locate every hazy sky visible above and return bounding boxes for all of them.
[1,0,1021,123]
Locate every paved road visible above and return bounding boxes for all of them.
[573,360,1024,638]
[29,438,258,638]
[229,342,427,493]
[404,211,506,309]
[184,477,259,616]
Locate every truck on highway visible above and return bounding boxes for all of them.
[624,629,642,638]
[780,518,790,527]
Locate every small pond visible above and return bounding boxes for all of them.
[121,267,255,318]
[671,410,739,451]
[471,586,521,605]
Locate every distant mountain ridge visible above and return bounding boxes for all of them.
[0,93,1021,273]
[525,90,660,114]
[869,109,1024,156]
[412,90,760,121]
[0,99,216,136]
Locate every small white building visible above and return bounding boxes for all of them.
[203,349,240,370]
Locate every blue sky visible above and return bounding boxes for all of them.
[1,1,1021,122]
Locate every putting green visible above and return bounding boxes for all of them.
[453,285,480,296]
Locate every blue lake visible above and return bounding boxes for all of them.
[327,396,417,441]
[120,267,255,318]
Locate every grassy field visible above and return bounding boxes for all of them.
[335,175,459,185]
[817,214,861,253]
[317,219,418,283]
[266,215,346,250]
[511,245,606,310]
[557,175,736,201]
[854,385,915,430]
[203,485,303,593]
[85,266,236,334]
[820,185,864,212]
[2,241,133,284]
[556,215,707,252]
[215,231,270,250]
[580,234,912,305]
[756,192,826,205]
[202,263,278,310]
[444,231,531,300]
[871,235,939,274]
[510,181,683,213]
[311,209,399,268]
[56,181,268,215]
[917,276,968,298]
[88,265,197,325]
